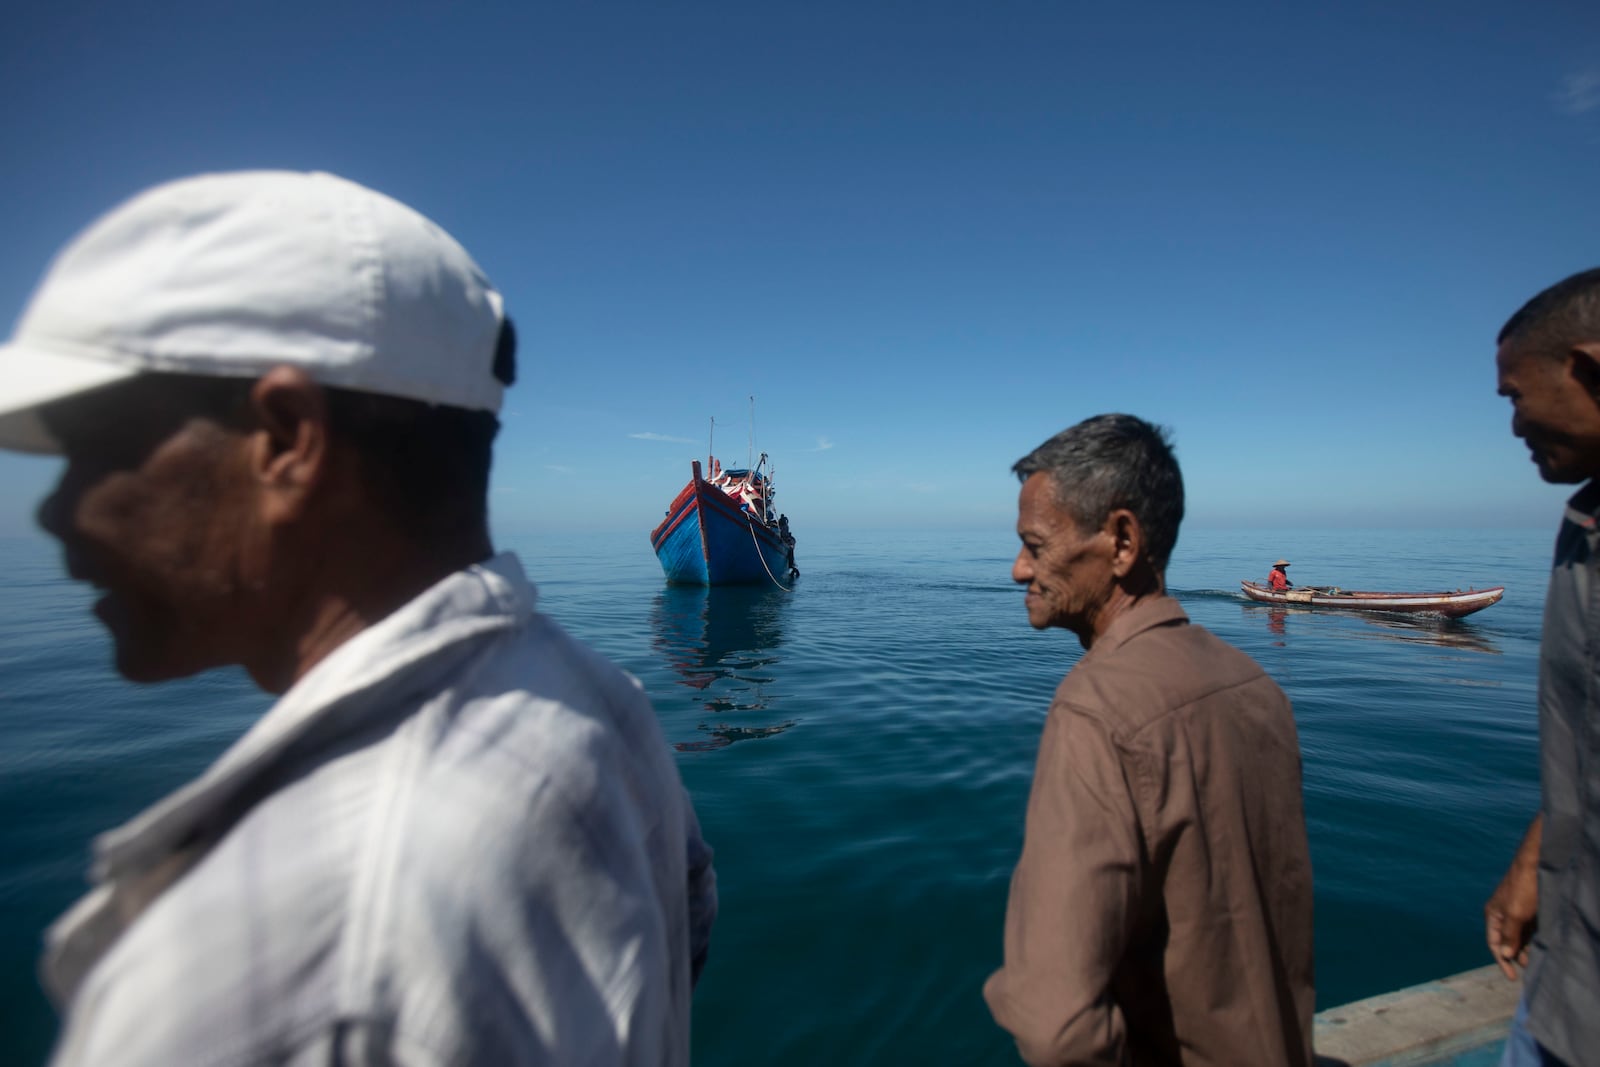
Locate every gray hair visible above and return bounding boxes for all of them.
[1499,267,1600,355]
[1013,413,1185,571]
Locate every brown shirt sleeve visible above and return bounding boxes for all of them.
[983,704,1141,1067]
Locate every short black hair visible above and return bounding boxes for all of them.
[150,314,514,547]
[323,387,498,544]
[1013,413,1185,571]
[1498,267,1600,355]
[137,373,500,546]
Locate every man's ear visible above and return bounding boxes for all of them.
[246,366,330,524]
[1573,343,1600,402]
[1104,508,1145,578]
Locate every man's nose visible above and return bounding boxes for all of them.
[1012,551,1031,585]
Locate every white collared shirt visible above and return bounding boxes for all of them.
[43,553,716,1066]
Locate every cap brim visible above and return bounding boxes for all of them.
[0,341,139,454]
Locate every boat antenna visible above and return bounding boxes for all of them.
[748,395,755,471]
[708,416,715,468]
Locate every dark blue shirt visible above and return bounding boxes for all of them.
[1528,482,1600,1063]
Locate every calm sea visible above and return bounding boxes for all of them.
[0,526,1550,1065]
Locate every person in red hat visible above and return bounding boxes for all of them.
[1269,559,1293,591]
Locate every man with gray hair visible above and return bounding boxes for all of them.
[1486,266,1600,1067]
[984,413,1315,1066]
[0,171,715,1065]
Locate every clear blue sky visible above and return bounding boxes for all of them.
[2,1,1596,536]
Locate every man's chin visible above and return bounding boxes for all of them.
[1529,442,1600,484]
[110,642,193,683]
[97,602,205,682]
[1536,458,1589,485]
[1028,606,1071,631]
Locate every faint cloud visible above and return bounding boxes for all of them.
[544,464,575,475]
[1556,68,1600,115]
[906,482,937,494]
[629,431,695,444]
[804,436,835,452]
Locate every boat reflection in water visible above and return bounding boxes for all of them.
[650,584,797,751]
[1243,602,1501,655]
[1266,607,1288,641]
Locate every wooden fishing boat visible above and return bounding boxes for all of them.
[1239,580,1504,618]
[650,454,798,587]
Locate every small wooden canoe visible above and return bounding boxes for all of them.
[1239,581,1504,618]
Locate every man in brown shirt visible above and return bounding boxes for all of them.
[984,413,1315,1067]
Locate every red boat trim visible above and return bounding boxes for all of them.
[650,483,700,549]
[651,496,699,549]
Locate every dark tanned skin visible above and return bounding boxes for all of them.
[37,366,491,695]
[1011,472,1164,651]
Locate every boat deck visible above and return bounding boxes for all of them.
[1313,966,1519,1066]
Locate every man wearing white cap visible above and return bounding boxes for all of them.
[1,171,716,1066]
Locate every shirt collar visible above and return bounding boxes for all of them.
[90,552,535,881]
[1085,593,1188,658]
[1564,481,1600,532]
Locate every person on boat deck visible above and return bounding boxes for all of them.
[0,171,716,1067]
[778,513,799,577]
[1270,558,1293,590]
[1486,265,1600,1067]
[986,413,1315,1067]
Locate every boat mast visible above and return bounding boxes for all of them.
[747,395,755,471]
[708,416,715,469]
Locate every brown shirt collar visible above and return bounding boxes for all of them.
[1086,593,1189,658]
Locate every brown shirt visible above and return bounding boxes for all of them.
[984,596,1314,1067]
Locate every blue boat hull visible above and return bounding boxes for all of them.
[650,474,791,586]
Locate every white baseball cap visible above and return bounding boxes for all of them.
[0,170,507,454]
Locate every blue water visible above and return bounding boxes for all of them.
[0,527,1548,1064]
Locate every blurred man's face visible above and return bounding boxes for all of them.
[1497,340,1600,485]
[1011,472,1116,647]
[36,378,251,682]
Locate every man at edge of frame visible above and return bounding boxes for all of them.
[0,170,716,1067]
[1486,266,1600,1067]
